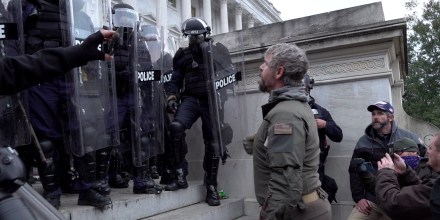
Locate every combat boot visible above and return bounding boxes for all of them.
[175,168,188,189]
[93,178,111,196]
[133,164,163,194]
[37,141,62,209]
[150,165,160,179]
[205,185,220,206]
[163,169,178,191]
[43,189,61,209]
[78,188,111,209]
[95,147,112,195]
[203,152,220,206]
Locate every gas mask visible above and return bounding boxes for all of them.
[188,34,205,52]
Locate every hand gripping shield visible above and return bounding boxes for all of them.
[64,0,119,156]
[0,0,32,148]
[201,39,247,163]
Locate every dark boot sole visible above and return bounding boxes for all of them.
[164,186,178,191]
[133,188,162,194]
[177,182,188,189]
[77,200,112,210]
[205,198,220,206]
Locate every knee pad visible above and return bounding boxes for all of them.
[204,141,219,156]
[39,140,56,157]
[169,121,185,137]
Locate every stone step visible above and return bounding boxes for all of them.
[143,198,244,220]
[234,217,258,220]
[40,180,206,220]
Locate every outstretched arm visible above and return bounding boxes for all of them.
[0,29,116,95]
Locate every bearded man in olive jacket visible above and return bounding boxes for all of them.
[251,43,331,220]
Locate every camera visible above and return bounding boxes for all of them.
[388,143,395,160]
[350,158,376,193]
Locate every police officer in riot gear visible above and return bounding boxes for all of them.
[109,3,162,194]
[166,17,222,206]
[0,26,118,218]
[22,0,113,209]
[304,74,343,203]
[21,0,76,209]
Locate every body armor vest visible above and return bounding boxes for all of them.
[114,27,134,96]
[24,0,68,54]
[137,41,152,72]
[114,28,133,73]
[180,48,208,97]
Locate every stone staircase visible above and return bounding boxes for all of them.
[29,180,256,220]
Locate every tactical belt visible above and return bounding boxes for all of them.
[302,191,319,203]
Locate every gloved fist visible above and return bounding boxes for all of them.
[167,98,179,113]
[243,135,255,155]
[81,29,118,61]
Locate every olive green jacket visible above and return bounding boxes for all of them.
[253,85,321,207]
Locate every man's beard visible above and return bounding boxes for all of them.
[372,121,388,130]
[258,79,268,93]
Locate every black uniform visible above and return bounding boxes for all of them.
[166,44,221,205]
[308,96,343,203]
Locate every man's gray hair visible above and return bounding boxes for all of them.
[264,43,309,86]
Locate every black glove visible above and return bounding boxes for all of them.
[167,99,179,113]
[81,30,119,61]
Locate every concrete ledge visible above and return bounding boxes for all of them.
[144,198,244,220]
[243,198,259,217]
[57,181,205,220]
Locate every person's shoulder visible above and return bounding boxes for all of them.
[173,47,186,62]
[395,127,420,142]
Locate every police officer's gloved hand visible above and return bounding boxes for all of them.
[167,96,179,113]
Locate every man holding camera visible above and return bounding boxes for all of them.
[347,101,425,220]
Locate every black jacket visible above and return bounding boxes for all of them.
[0,45,88,95]
[308,97,343,149]
[349,121,424,203]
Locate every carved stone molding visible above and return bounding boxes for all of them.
[308,57,386,81]
[240,56,388,92]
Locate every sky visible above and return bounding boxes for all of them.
[270,0,409,21]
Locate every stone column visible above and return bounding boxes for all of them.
[156,0,166,29]
[181,0,192,23]
[220,0,228,33]
[235,4,242,31]
[203,0,212,27]
[247,14,255,29]
[156,0,168,51]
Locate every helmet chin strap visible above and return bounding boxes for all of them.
[189,42,201,53]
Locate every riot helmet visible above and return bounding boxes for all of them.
[181,17,211,51]
[181,17,211,37]
[112,3,138,29]
[303,74,315,94]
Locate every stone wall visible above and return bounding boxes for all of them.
[183,2,439,219]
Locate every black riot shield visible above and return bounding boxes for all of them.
[65,0,119,157]
[202,40,246,163]
[0,0,32,148]
[131,25,166,167]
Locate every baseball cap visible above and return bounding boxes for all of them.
[393,137,419,154]
[367,101,394,114]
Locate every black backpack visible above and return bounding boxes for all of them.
[320,174,338,203]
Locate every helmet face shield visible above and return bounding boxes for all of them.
[113,8,138,28]
[188,34,204,44]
